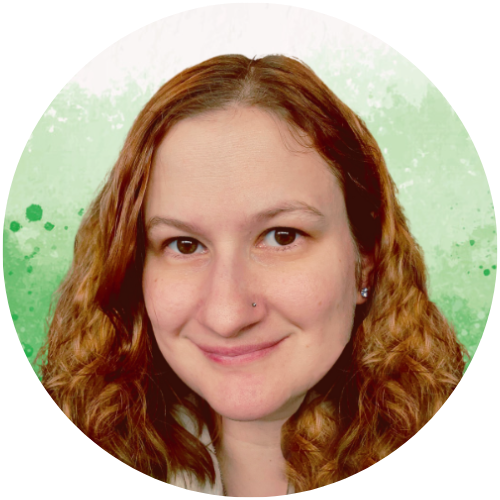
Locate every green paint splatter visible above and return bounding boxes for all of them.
[26,204,43,222]
[470,240,475,246]
[21,343,33,358]
[27,266,33,274]
[44,222,55,231]
[64,225,68,230]
[29,307,34,312]
[493,265,497,270]
[479,265,483,269]
[484,269,491,276]
[12,314,18,321]
[78,208,84,216]
[23,248,40,260]
[10,221,21,232]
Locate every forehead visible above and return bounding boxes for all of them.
[145,107,344,222]
[154,107,317,176]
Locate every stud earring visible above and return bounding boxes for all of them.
[252,302,257,307]
[361,288,369,299]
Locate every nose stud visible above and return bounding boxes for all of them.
[252,302,257,307]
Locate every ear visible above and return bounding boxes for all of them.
[356,253,375,305]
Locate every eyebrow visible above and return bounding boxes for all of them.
[146,201,325,235]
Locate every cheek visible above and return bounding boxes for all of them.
[142,259,207,336]
[265,248,357,329]
[142,276,166,330]
[142,262,199,335]
[313,255,357,366]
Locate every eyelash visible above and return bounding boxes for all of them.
[163,227,307,257]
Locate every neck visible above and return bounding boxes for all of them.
[218,417,288,497]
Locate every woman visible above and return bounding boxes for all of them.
[39,54,466,496]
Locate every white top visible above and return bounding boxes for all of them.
[169,407,293,496]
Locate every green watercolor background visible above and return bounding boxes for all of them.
[3,44,496,376]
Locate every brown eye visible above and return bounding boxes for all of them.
[263,228,299,247]
[168,238,202,254]
[275,229,296,245]
[162,227,307,258]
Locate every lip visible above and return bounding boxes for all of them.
[195,338,286,365]
[197,339,283,357]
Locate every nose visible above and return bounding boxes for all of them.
[196,253,264,338]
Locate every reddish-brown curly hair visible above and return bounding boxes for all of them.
[39,54,466,492]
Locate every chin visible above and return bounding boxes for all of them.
[204,392,303,422]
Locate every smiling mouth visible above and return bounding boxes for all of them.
[198,340,283,356]
[196,337,287,366]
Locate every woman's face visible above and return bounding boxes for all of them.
[143,107,368,422]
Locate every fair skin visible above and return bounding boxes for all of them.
[143,106,371,496]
